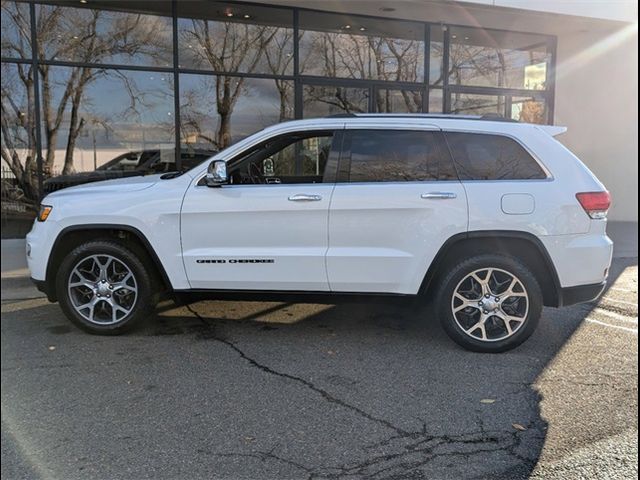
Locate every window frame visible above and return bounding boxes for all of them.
[442,130,553,182]
[337,127,460,184]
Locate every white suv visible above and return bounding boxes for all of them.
[26,114,613,352]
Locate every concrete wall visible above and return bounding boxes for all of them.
[554,24,638,222]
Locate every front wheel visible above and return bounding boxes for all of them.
[56,240,155,334]
[436,254,542,353]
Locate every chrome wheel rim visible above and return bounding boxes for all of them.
[451,267,529,342]
[67,254,138,325]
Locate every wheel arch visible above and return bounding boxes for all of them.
[420,231,562,307]
[45,224,172,302]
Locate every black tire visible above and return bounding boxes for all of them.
[56,240,156,335]
[436,254,542,353]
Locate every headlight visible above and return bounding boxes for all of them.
[37,205,53,222]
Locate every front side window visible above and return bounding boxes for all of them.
[227,131,335,185]
[345,130,457,182]
[445,132,546,180]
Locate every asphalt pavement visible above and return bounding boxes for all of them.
[1,240,637,480]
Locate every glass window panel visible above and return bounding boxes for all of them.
[1,62,38,235]
[299,11,424,82]
[36,4,173,67]
[511,96,547,124]
[178,2,293,75]
[348,130,457,182]
[303,84,369,117]
[375,89,423,113]
[445,132,546,180]
[180,74,293,150]
[41,67,174,192]
[450,93,506,117]
[429,27,444,86]
[449,27,551,90]
[428,88,443,113]
[260,134,333,179]
[1,1,32,59]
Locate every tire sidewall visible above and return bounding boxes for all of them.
[56,241,153,335]
[438,254,543,353]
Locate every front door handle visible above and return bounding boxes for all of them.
[288,194,323,202]
[421,192,457,200]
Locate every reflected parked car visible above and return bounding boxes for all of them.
[43,148,217,194]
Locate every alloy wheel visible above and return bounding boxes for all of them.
[451,267,529,342]
[67,254,138,325]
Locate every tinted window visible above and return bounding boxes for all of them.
[347,130,456,182]
[445,132,546,180]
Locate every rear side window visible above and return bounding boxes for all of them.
[445,132,547,180]
[346,130,457,182]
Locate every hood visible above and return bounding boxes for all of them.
[45,174,161,200]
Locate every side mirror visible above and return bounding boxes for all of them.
[205,160,227,187]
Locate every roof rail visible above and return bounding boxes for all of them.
[325,113,357,118]
[323,112,521,123]
[479,113,518,123]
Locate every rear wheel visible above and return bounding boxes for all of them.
[436,254,542,353]
[56,240,155,334]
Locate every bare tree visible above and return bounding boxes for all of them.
[180,19,286,148]
[1,1,171,198]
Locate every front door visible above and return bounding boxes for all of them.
[181,129,341,291]
[327,125,468,294]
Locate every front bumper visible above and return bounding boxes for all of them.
[31,277,56,302]
[558,281,607,307]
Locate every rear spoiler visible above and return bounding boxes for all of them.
[536,125,568,137]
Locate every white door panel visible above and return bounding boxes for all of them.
[327,182,468,294]
[181,184,334,290]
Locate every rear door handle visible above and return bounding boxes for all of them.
[288,194,323,202]
[421,192,457,200]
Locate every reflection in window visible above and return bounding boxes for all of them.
[299,11,424,82]
[446,132,546,180]
[511,97,547,124]
[178,2,293,74]
[36,4,173,67]
[451,93,506,117]
[449,27,551,90]
[348,130,456,182]
[41,67,174,178]
[180,74,293,150]
[303,85,369,117]
[1,1,31,59]
[1,62,38,234]
[264,135,333,178]
[375,89,423,113]
[429,27,444,86]
[429,88,443,113]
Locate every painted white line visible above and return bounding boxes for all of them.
[593,308,638,323]
[600,297,639,307]
[585,318,638,334]
[609,287,638,294]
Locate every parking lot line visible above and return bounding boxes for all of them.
[592,308,638,323]
[585,318,639,334]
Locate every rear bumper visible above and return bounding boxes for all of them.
[558,281,606,307]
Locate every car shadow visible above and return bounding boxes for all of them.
[2,258,635,479]
[123,258,633,478]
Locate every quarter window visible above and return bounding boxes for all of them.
[445,132,546,180]
[346,130,457,182]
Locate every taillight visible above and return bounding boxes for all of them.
[576,191,611,219]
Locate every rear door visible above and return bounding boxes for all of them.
[326,125,468,294]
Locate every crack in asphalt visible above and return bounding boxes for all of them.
[184,304,542,478]
[185,304,411,436]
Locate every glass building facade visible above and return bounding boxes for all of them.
[1,0,556,236]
